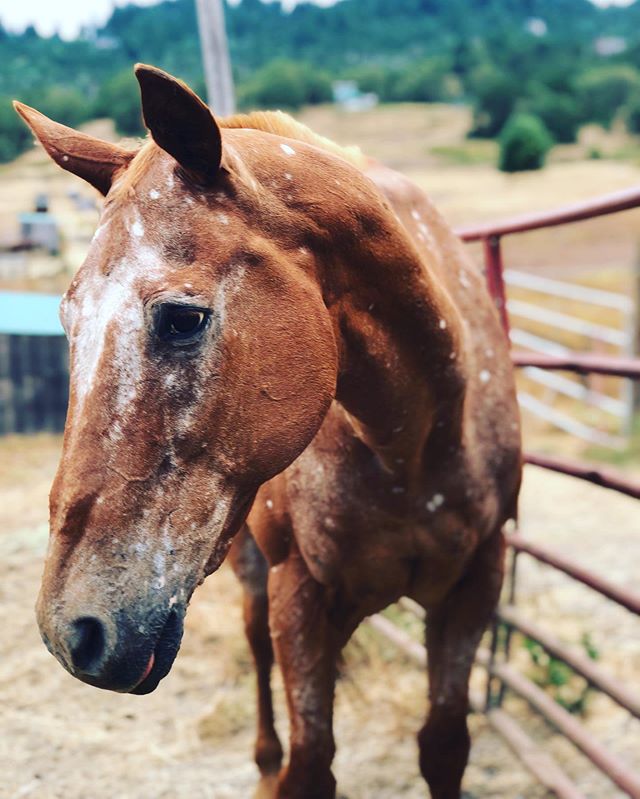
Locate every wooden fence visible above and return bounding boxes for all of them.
[0,334,68,434]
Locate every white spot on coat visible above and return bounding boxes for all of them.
[479,369,491,384]
[426,493,445,512]
[149,189,160,200]
[92,221,109,242]
[280,143,296,156]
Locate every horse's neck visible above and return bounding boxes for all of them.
[318,187,466,472]
[228,130,466,472]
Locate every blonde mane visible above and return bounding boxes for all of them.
[112,110,366,201]
[219,110,367,169]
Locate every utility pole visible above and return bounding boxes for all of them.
[195,0,236,117]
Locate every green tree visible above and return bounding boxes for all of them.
[344,65,395,100]
[498,113,553,173]
[297,63,333,105]
[624,90,640,135]
[0,97,32,163]
[391,57,457,103]
[469,66,519,138]
[238,59,331,110]
[38,85,89,128]
[93,69,144,136]
[526,87,583,144]
[576,65,640,129]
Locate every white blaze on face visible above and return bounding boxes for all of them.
[69,210,164,420]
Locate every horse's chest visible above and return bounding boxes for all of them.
[280,430,476,604]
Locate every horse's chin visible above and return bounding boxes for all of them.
[129,607,185,695]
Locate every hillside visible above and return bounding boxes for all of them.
[4,0,640,163]
[2,0,636,97]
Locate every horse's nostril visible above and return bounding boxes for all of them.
[69,616,106,674]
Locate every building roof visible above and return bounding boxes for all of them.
[0,291,64,336]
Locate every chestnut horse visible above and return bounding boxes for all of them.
[15,65,521,799]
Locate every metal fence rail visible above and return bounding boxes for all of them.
[459,194,639,446]
[506,272,632,443]
[369,185,640,798]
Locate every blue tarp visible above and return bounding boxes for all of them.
[0,291,64,336]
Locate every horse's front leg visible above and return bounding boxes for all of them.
[419,528,505,799]
[268,544,339,799]
[228,527,283,792]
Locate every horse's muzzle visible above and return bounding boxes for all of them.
[42,605,185,694]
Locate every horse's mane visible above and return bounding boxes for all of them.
[112,111,366,201]
[219,110,367,169]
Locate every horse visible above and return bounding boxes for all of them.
[15,64,521,799]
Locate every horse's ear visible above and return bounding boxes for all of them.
[134,64,222,185]
[12,101,135,196]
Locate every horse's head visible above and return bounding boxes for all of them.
[15,66,337,693]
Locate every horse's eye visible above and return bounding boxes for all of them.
[155,304,210,344]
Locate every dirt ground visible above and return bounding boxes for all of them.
[0,435,638,799]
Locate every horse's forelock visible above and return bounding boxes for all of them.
[107,140,160,203]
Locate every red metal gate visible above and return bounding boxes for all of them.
[370,185,640,798]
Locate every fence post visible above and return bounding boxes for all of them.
[631,249,640,412]
[482,235,510,336]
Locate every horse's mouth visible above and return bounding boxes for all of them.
[129,608,184,695]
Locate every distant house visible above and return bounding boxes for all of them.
[525,18,547,37]
[594,36,627,57]
[0,291,68,434]
[332,80,378,112]
[19,212,60,254]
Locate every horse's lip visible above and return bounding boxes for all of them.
[136,653,155,686]
[129,608,183,695]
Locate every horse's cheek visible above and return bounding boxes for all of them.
[202,279,337,482]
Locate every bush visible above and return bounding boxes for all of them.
[625,90,640,135]
[498,113,553,173]
[238,60,332,111]
[0,97,32,163]
[526,87,583,144]
[576,65,640,129]
[93,69,144,136]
